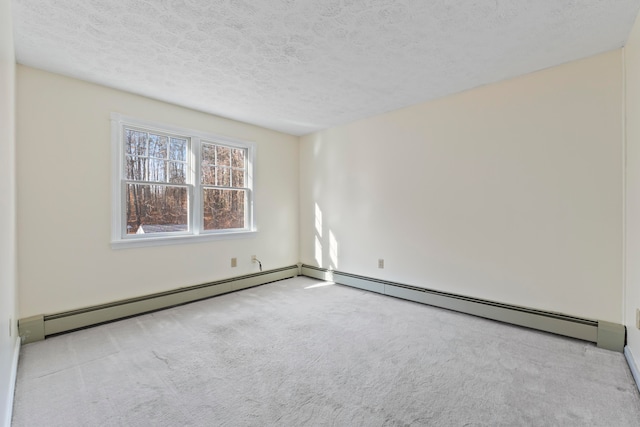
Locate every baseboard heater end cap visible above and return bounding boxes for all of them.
[597,321,625,352]
[18,315,45,344]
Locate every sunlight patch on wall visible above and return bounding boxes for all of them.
[315,203,322,238]
[329,229,338,269]
[315,235,323,266]
[315,203,323,266]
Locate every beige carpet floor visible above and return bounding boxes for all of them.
[12,276,640,426]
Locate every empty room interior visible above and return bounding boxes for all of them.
[5,0,640,425]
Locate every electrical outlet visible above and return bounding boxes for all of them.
[231,257,237,268]
[251,255,257,263]
[378,259,384,269]
[636,309,640,330]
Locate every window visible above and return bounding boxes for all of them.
[201,142,248,231]
[111,113,255,248]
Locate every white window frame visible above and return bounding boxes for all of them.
[110,113,256,249]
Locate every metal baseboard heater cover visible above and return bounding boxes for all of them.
[300,264,625,352]
[18,265,299,344]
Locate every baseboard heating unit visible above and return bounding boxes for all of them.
[300,264,624,352]
[18,265,299,344]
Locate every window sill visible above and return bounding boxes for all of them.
[111,230,257,249]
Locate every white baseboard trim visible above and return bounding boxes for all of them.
[3,337,20,427]
[624,346,640,394]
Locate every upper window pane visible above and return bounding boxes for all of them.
[232,169,245,187]
[124,128,188,185]
[148,134,168,159]
[216,167,231,187]
[216,146,231,167]
[201,143,247,188]
[148,159,166,182]
[126,156,147,181]
[169,162,186,184]
[201,143,216,186]
[201,143,215,165]
[202,165,215,185]
[170,138,187,161]
[231,148,245,168]
[126,130,147,156]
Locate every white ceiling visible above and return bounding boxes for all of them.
[11,0,640,136]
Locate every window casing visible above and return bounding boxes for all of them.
[111,113,256,248]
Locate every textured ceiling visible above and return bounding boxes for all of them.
[11,0,640,135]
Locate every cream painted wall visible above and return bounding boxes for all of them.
[625,12,640,368]
[300,50,623,323]
[17,66,299,318]
[0,0,18,423]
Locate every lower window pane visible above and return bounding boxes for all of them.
[126,184,188,234]
[203,188,245,230]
